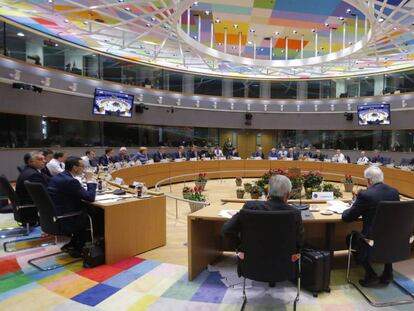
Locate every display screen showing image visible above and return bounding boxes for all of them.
[93,89,134,118]
[357,104,390,126]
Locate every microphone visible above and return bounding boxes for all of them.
[292,193,310,210]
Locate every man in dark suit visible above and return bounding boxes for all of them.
[98,148,115,166]
[342,166,400,287]
[228,147,240,158]
[222,174,304,251]
[173,146,186,160]
[112,147,130,163]
[48,156,97,257]
[186,145,199,160]
[16,151,50,205]
[153,146,168,162]
[370,149,384,164]
[252,146,265,159]
[312,149,325,161]
[41,149,54,177]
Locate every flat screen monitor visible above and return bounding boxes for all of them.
[357,104,390,126]
[93,89,134,118]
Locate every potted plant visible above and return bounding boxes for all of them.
[288,173,304,199]
[250,184,262,199]
[195,172,208,190]
[322,183,343,198]
[244,182,252,193]
[342,174,354,192]
[236,188,245,199]
[235,177,243,187]
[303,171,323,199]
[182,186,191,199]
[187,186,207,213]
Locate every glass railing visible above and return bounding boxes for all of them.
[1,21,414,100]
[1,112,413,152]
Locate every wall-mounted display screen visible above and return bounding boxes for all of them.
[357,104,390,126]
[93,89,134,118]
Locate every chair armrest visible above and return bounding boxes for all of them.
[55,211,83,220]
[16,204,36,210]
[410,236,414,244]
[363,238,374,247]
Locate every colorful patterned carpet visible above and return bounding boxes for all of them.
[2,228,414,310]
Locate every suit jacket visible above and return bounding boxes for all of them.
[186,151,199,160]
[222,197,304,250]
[312,153,325,161]
[174,151,186,159]
[41,166,52,177]
[112,154,130,163]
[153,152,167,163]
[48,171,96,216]
[132,152,149,164]
[370,155,384,164]
[229,151,239,157]
[252,151,264,159]
[268,152,279,159]
[98,155,113,166]
[342,183,400,237]
[16,166,50,204]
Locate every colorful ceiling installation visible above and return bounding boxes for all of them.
[0,0,413,79]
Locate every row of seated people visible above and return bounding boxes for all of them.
[16,151,101,258]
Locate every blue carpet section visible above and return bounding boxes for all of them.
[72,283,120,306]
[103,269,146,289]
[191,271,227,303]
[395,274,414,293]
[126,260,160,276]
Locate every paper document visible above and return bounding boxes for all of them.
[218,210,239,219]
[326,200,350,214]
[95,194,119,201]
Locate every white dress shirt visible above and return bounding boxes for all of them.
[332,153,345,163]
[357,156,370,165]
[81,155,91,168]
[47,158,65,176]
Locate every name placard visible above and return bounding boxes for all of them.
[312,192,334,201]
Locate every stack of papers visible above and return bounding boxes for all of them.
[326,200,350,214]
[218,210,239,218]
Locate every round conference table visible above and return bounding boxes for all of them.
[111,160,414,280]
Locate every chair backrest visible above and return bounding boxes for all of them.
[24,181,60,235]
[370,201,414,263]
[0,175,21,207]
[382,157,391,165]
[238,209,298,282]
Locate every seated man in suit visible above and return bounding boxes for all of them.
[370,149,384,164]
[40,149,53,177]
[252,146,264,159]
[132,147,149,164]
[222,174,304,270]
[81,150,97,168]
[342,166,400,287]
[153,146,168,162]
[268,147,279,159]
[16,151,50,205]
[186,145,199,160]
[213,145,224,158]
[112,147,130,163]
[47,151,67,176]
[48,156,97,257]
[174,145,186,160]
[98,148,115,166]
[199,146,210,159]
[228,147,239,158]
[312,149,325,161]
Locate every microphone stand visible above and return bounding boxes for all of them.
[292,194,310,210]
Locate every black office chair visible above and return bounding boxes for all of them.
[238,209,301,311]
[346,201,414,307]
[382,157,392,165]
[0,175,38,239]
[345,155,351,163]
[24,181,94,271]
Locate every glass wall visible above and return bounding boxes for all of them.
[1,113,414,152]
[1,21,414,100]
